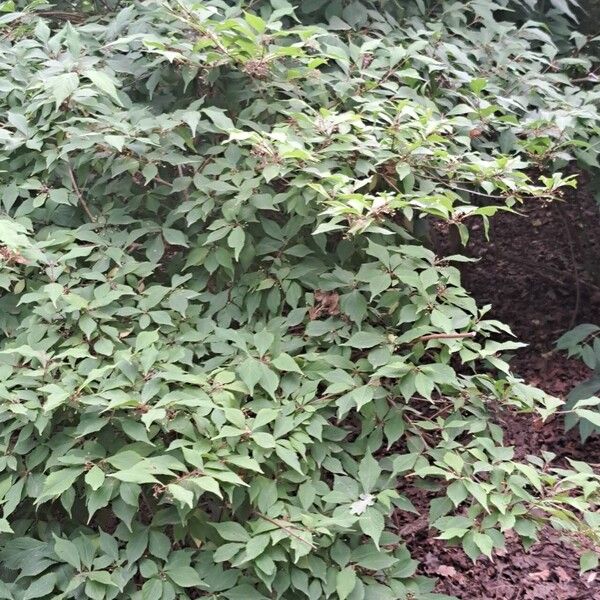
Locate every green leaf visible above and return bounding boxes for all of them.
[49,188,70,205]
[126,529,148,564]
[54,535,81,570]
[84,70,122,105]
[443,452,464,474]
[166,566,204,588]
[574,408,600,428]
[111,466,159,484]
[580,551,598,574]
[298,481,316,509]
[36,468,84,504]
[87,571,116,586]
[121,420,153,444]
[245,11,266,33]
[336,567,357,600]
[142,579,163,600]
[359,509,385,549]
[341,290,368,324]
[469,77,487,93]
[550,0,577,19]
[44,282,63,306]
[203,106,235,130]
[252,408,279,430]
[464,480,489,512]
[23,573,56,599]
[142,163,158,184]
[224,584,270,600]
[415,372,434,399]
[447,480,468,507]
[354,551,398,571]
[462,531,480,562]
[344,331,384,348]
[48,73,79,107]
[105,134,126,151]
[214,542,243,562]
[94,338,114,356]
[213,522,249,542]
[271,352,302,373]
[190,475,222,498]
[0,518,12,534]
[358,454,380,493]
[557,324,600,350]
[254,330,275,357]
[146,235,164,262]
[253,432,277,448]
[238,357,262,394]
[227,226,245,261]
[472,532,494,559]
[245,534,270,560]
[369,272,392,298]
[258,364,279,398]
[437,528,469,540]
[135,330,159,352]
[275,445,303,474]
[168,483,195,508]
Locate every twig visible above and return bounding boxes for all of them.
[254,512,315,549]
[416,332,476,342]
[68,166,96,222]
[397,515,429,537]
[570,74,599,84]
[424,171,556,203]
[401,412,432,447]
[383,172,554,204]
[35,11,87,22]
[176,165,190,202]
[170,1,235,60]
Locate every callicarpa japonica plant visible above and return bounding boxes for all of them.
[0,0,599,599]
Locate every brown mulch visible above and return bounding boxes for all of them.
[411,528,600,599]
[401,177,600,599]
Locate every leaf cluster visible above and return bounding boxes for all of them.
[0,1,599,599]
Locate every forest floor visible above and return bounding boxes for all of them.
[403,177,600,599]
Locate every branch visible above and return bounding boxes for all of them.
[35,11,87,22]
[424,172,555,202]
[68,166,96,222]
[254,512,315,549]
[416,332,476,342]
[383,172,555,205]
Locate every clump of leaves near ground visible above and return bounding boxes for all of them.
[0,1,599,599]
[557,325,600,440]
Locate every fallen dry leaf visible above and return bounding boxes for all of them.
[436,565,458,578]
[528,569,550,582]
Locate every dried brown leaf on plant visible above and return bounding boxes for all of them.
[308,289,340,320]
[0,246,28,265]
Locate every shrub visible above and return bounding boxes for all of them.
[0,1,599,599]
[557,325,600,440]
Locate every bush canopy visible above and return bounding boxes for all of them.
[0,1,599,599]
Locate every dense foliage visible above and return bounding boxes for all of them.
[0,1,599,599]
